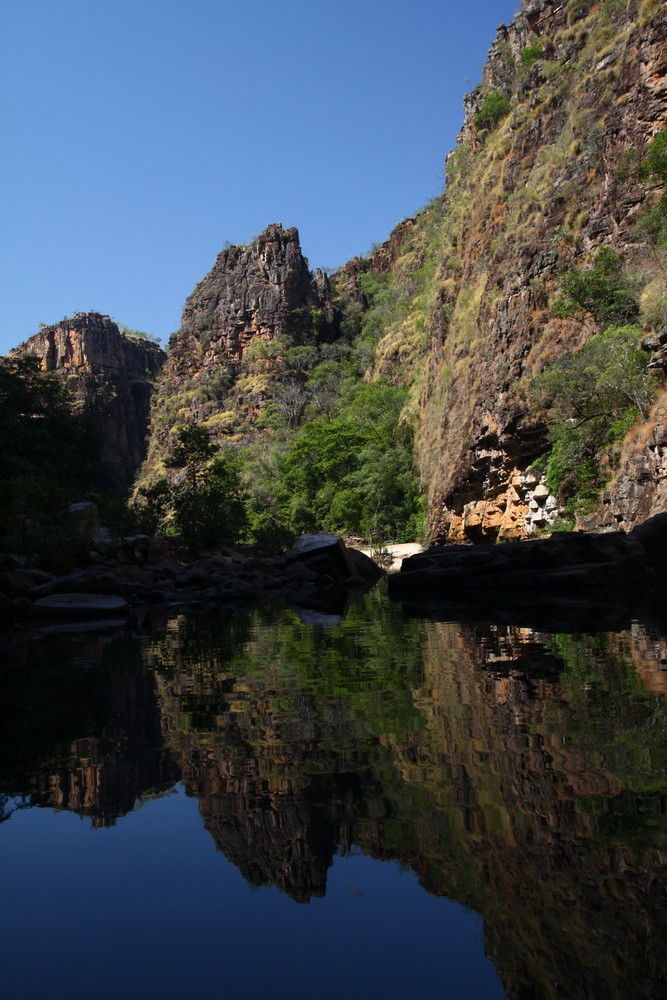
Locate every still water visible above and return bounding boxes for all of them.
[1,588,666,999]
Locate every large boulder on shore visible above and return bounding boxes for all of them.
[630,513,667,576]
[285,532,383,588]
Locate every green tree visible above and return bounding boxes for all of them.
[552,246,640,324]
[138,424,247,550]
[274,380,423,541]
[164,423,219,491]
[533,325,658,511]
[171,452,247,548]
[0,358,98,526]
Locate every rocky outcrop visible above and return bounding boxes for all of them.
[178,223,333,360]
[9,313,165,493]
[141,224,337,482]
[0,526,382,624]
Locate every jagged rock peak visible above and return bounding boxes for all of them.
[178,222,334,360]
[137,225,339,485]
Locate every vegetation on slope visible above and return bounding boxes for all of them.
[135,379,422,551]
[137,248,427,549]
[532,129,667,515]
[0,357,100,564]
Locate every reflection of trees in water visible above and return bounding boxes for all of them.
[148,592,426,902]
[149,603,667,998]
[391,621,667,999]
[0,631,178,826]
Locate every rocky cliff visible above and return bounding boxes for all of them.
[587,381,667,530]
[348,0,667,541]
[140,223,337,483]
[10,313,166,493]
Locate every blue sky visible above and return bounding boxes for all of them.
[0,0,520,355]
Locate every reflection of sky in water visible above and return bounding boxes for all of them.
[0,785,504,1000]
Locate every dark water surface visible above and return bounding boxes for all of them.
[2,589,667,999]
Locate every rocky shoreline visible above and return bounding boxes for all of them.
[3,507,667,637]
[0,527,384,631]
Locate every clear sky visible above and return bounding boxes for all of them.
[0,0,520,355]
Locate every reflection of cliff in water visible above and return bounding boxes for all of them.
[147,595,426,903]
[0,630,178,827]
[147,599,667,998]
[387,622,667,999]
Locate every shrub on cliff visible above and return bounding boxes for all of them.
[633,127,667,248]
[473,90,511,131]
[640,127,667,183]
[519,43,543,70]
[552,246,640,324]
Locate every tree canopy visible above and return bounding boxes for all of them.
[0,356,99,535]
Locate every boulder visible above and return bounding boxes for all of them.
[630,513,667,576]
[67,502,100,538]
[346,547,386,583]
[0,571,39,599]
[285,533,356,583]
[27,574,79,599]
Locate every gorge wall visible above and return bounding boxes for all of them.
[6,0,666,542]
[10,313,166,493]
[136,0,666,541]
[360,0,667,541]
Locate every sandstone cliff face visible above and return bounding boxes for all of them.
[10,313,165,493]
[141,223,336,482]
[353,0,667,541]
